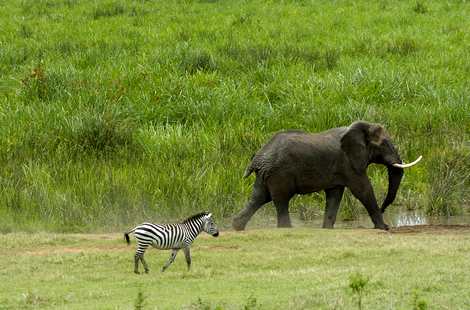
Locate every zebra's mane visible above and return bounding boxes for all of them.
[181,212,210,224]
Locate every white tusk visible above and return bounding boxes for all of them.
[392,155,423,168]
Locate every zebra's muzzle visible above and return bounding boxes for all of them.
[212,232,219,237]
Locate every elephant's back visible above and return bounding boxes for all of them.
[250,129,343,179]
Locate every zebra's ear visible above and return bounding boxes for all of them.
[207,213,212,218]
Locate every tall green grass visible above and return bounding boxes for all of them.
[0,0,469,231]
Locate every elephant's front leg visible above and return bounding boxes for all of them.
[322,187,345,229]
[348,177,388,230]
[273,200,292,228]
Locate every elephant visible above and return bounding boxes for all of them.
[232,121,422,231]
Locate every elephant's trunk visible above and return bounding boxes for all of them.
[380,165,404,213]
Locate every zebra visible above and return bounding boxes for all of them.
[124,212,219,274]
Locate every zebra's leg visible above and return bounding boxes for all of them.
[134,242,150,274]
[183,247,191,271]
[141,254,150,274]
[134,253,140,274]
[161,249,179,272]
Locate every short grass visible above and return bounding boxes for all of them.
[0,0,470,231]
[1,228,470,309]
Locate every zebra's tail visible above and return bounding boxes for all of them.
[124,228,136,245]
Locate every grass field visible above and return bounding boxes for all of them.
[1,0,470,231]
[1,227,470,309]
[2,1,470,309]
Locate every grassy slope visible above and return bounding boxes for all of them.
[0,0,469,231]
[1,228,470,309]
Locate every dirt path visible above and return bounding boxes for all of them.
[6,225,470,257]
[391,224,470,234]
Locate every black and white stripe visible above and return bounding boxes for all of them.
[124,212,219,273]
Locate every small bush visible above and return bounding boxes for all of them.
[222,43,277,67]
[283,45,320,64]
[18,24,33,38]
[386,38,418,56]
[20,64,50,101]
[179,49,217,74]
[186,297,222,310]
[323,47,340,70]
[20,291,50,307]
[411,290,428,310]
[244,295,260,310]
[134,290,146,310]
[284,45,340,70]
[413,2,428,14]
[348,273,369,310]
[19,64,74,103]
[93,2,126,19]
[61,108,139,157]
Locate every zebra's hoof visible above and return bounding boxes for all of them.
[134,271,140,275]
[144,269,149,274]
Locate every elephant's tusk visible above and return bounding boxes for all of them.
[392,155,423,169]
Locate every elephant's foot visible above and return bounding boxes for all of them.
[322,216,336,229]
[374,223,389,231]
[277,217,292,228]
[232,216,248,231]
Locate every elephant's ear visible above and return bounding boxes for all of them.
[367,124,386,146]
[340,122,369,174]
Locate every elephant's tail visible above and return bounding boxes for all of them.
[243,166,254,178]
[243,154,257,178]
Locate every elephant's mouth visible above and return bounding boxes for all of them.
[391,155,423,169]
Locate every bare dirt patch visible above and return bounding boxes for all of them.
[198,244,240,251]
[22,244,128,256]
[391,225,470,234]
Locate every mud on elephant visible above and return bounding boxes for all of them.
[233,121,422,231]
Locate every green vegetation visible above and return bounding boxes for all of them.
[1,0,469,231]
[348,272,369,310]
[1,228,470,309]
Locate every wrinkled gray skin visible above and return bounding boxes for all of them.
[233,121,404,231]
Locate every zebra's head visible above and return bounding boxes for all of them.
[202,213,219,237]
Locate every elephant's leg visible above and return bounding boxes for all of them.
[273,199,292,228]
[348,177,388,230]
[322,187,345,229]
[233,176,271,231]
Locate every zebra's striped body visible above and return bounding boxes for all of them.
[125,212,219,273]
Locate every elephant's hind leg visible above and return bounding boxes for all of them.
[322,187,345,229]
[233,176,271,231]
[273,199,292,228]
